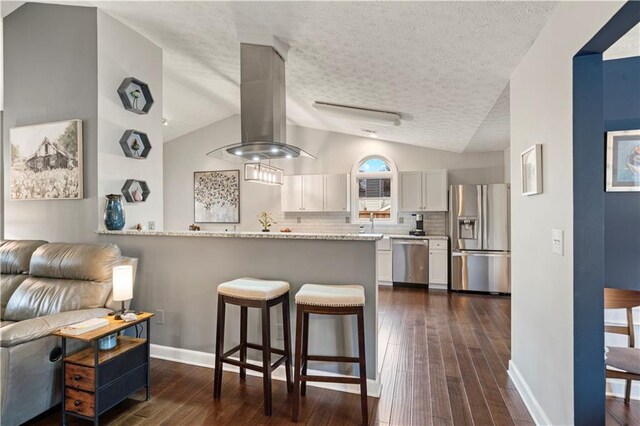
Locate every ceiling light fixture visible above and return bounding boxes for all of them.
[244,163,284,185]
[312,101,402,126]
[363,129,378,138]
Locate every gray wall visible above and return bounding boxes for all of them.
[3,3,99,243]
[164,114,506,231]
[97,233,378,380]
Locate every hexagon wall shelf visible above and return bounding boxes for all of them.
[121,179,150,203]
[119,130,152,159]
[117,77,154,115]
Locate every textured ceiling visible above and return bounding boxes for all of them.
[5,1,558,152]
[604,23,640,60]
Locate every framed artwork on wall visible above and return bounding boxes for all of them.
[606,129,640,192]
[194,170,240,223]
[521,144,543,196]
[9,119,83,200]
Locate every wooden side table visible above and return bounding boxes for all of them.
[54,313,154,425]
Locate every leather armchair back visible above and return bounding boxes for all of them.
[3,243,122,321]
[0,240,48,319]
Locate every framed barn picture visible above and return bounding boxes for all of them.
[9,119,83,200]
[194,170,240,223]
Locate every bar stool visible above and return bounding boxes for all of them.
[292,284,368,425]
[213,277,293,416]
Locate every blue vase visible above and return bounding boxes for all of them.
[104,194,125,230]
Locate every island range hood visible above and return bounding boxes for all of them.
[207,42,316,162]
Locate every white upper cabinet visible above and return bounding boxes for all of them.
[302,174,325,212]
[281,173,350,212]
[399,170,448,212]
[423,170,448,211]
[282,175,303,211]
[400,172,422,211]
[324,174,350,212]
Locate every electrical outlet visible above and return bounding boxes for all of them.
[156,309,165,324]
[276,323,284,340]
[398,216,404,224]
[296,216,302,224]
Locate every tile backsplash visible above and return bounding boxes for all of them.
[273,211,447,236]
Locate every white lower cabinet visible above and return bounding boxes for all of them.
[377,251,392,284]
[429,247,448,286]
[377,237,392,284]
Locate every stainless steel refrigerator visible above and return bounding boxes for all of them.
[450,184,511,294]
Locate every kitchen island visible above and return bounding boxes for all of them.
[97,230,383,396]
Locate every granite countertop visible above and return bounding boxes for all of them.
[387,235,449,240]
[97,229,384,242]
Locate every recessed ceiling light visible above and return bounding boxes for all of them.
[234,150,243,156]
[162,118,169,126]
[252,156,260,161]
[285,154,293,159]
[270,147,279,153]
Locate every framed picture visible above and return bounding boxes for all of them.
[194,170,240,223]
[606,130,640,192]
[9,119,83,200]
[521,144,542,196]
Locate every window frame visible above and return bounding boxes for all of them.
[351,155,398,225]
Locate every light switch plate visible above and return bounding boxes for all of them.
[552,229,564,256]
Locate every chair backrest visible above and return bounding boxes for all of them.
[604,287,640,348]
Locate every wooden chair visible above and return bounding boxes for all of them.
[604,287,640,403]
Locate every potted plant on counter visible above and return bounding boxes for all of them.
[257,211,275,232]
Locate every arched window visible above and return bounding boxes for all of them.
[354,155,397,223]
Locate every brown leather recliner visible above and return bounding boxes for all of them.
[0,241,138,426]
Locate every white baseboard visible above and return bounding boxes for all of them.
[378,281,393,287]
[508,360,552,426]
[606,378,640,401]
[150,343,382,398]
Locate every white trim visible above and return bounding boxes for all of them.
[508,360,552,426]
[150,343,382,398]
[428,284,448,290]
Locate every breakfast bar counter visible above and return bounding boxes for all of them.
[97,229,382,396]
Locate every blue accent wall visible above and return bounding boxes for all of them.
[603,57,640,291]
[573,53,606,425]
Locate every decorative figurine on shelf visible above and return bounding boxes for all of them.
[257,211,275,232]
[135,223,143,231]
[130,138,141,157]
[189,224,201,231]
[130,88,142,110]
[132,189,143,202]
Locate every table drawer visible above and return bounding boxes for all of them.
[430,240,447,250]
[65,388,95,418]
[65,363,95,392]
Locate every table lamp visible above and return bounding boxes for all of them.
[112,265,133,320]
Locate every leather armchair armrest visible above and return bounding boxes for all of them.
[0,308,112,347]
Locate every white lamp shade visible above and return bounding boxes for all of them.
[112,265,133,302]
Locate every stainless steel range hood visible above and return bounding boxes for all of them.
[207,43,316,162]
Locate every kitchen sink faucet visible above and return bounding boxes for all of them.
[370,213,375,233]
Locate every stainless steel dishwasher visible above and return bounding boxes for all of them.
[392,238,429,285]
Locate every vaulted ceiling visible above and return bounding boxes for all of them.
[5,1,562,152]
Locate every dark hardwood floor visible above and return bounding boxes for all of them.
[25,287,638,425]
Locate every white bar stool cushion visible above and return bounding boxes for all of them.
[295,284,365,307]
[217,277,290,300]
